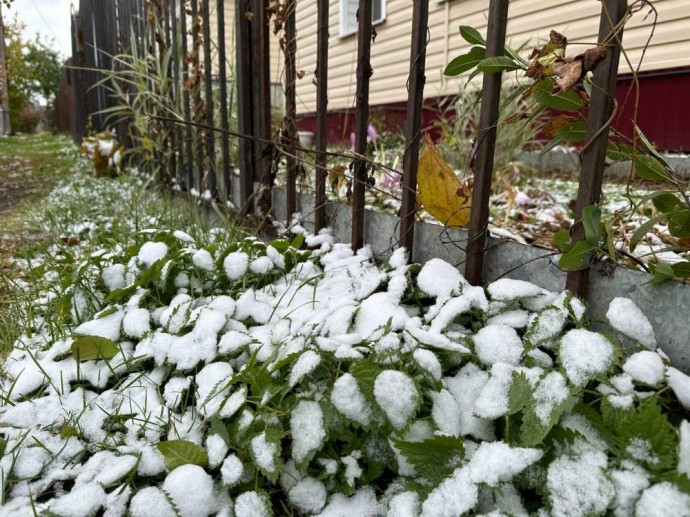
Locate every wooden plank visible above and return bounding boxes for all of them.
[180,0,194,191]
[217,0,231,200]
[202,0,217,197]
[236,0,255,214]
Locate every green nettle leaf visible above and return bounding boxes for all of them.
[558,240,596,271]
[519,393,576,448]
[508,373,533,415]
[350,361,383,406]
[477,56,522,73]
[105,284,137,303]
[0,438,7,457]
[603,398,677,471]
[444,47,486,77]
[156,440,209,470]
[291,233,305,249]
[71,336,120,361]
[668,210,690,238]
[652,193,684,214]
[555,121,587,142]
[634,155,670,182]
[532,79,584,111]
[459,25,485,46]
[209,418,231,447]
[393,435,464,481]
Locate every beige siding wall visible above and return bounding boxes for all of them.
[293,0,689,113]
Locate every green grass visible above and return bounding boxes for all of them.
[0,133,245,360]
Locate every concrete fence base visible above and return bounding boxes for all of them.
[269,186,690,372]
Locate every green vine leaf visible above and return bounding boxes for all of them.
[156,440,209,471]
[558,240,596,271]
[71,336,120,361]
[444,47,486,77]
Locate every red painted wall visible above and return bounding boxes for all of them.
[297,67,690,152]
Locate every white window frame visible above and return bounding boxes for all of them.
[339,0,386,38]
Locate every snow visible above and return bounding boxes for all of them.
[610,461,650,517]
[102,263,126,291]
[207,433,229,468]
[432,389,461,437]
[559,329,615,386]
[73,308,124,341]
[173,230,196,243]
[606,297,657,349]
[547,442,614,517]
[413,348,442,381]
[291,400,326,464]
[387,491,420,517]
[341,453,363,487]
[474,362,514,419]
[221,454,244,486]
[444,363,494,440]
[289,350,321,387]
[137,241,168,266]
[623,350,665,385]
[251,432,277,474]
[374,370,419,430]
[223,251,249,280]
[486,278,544,300]
[353,292,409,338]
[123,307,151,338]
[473,324,524,366]
[487,309,530,328]
[49,482,106,517]
[289,477,328,514]
[192,249,216,271]
[467,441,542,486]
[680,421,690,477]
[416,259,465,298]
[162,465,218,517]
[235,491,270,517]
[533,371,569,425]
[250,255,275,274]
[635,482,690,516]
[317,487,379,517]
[667,367,690,409]
[331,373,374,426]
[421,467,478,517]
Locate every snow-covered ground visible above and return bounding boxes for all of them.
[1,166,690,515]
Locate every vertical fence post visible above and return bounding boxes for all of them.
[202,0,217,197]
[314,0,329,232]
[171,0,184,187]
[217,0,231,200]
[251,0,272,218]
[284,0,298,220]
[236,0,255,214]
[566,0,627,297]
[191,0,203,192]
[351,0,373,250]
[398,0,429,252]
[181,0,194,191]
[464,0,510,286]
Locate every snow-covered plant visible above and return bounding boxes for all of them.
[1,221,690,516]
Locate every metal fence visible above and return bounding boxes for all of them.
[70,0,628,300]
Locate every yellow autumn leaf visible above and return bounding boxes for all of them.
[417,133,472,228]
[328,165,348,194]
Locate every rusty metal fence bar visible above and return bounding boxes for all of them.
[314,0,329,233]
[284,0,298,220]
[216,0,231,199]
[351,0,374,251]
[398,0,430,252]
[566,0,628,297]
[202,0,217,197]
[68,0,631,302]
[464,0,510,286]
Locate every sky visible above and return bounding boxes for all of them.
[2,0,73,60]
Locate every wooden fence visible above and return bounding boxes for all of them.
[70,0,628,299]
